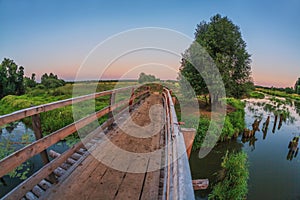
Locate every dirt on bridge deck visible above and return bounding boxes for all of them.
[43,94,164,200]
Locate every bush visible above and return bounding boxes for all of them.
[209,151,249,200]
[226,98,246,135]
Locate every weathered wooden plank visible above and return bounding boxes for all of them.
[32,185,45,197]
[59,162,71,170]
[48,150,61,159]
[70,153,82,161]
[38,179,52,191]
[114,156,149,200]
[76,148,86,155]
[141,127,162,200]
[25,192,38,200]
[88,167,125,200]
[53,167,66,177]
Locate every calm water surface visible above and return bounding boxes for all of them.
[190,96,300,199]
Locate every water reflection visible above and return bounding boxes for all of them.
[287,137,299,161]
[262,116,270,139]
[242,96,300,199]
[272,115,278,133]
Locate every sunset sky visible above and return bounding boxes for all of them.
[0,0,299,87]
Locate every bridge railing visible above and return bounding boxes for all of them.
[0,85,150,199]
[162,88,195,200]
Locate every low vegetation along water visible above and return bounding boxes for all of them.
[190,94,300,199]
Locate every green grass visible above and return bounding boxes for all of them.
[183,98,246,150]
[249,91,265,99]
[209,151,249,200]
[257,88,300,101]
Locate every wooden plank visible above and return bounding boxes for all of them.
[87,167,125,200]
[70,152,82,161]
[38,179,52,190]
[115,156,149,200]
[0,85,138,126]
[32,185,45,197]
[141,128,162,200]
[140,159,162,200]
[53,167,66,177]
[62,155,115,200]
[25,192,38,200]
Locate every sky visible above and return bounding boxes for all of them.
[0,0,299,87]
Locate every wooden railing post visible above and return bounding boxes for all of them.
[107,92,116,130]
[129,88,135,112]
[32,113,57,183]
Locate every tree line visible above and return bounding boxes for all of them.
[0,58,65,99]
[257,78,300,95]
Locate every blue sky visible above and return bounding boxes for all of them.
[0,0,299,87]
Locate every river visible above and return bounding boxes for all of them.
[190,96,300,199]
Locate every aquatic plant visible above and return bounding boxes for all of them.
[0,134,30,184]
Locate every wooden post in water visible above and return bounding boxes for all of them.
[32,113,57,183]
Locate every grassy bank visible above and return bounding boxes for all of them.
[182,98,246,150]
[209,151,249,200]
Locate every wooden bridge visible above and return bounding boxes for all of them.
[0,86,195,200]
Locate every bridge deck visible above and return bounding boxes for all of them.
[43,94,163,200]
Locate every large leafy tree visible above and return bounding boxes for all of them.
[179,14,253,100]
[295,78,300,94]
[0,58,25,98]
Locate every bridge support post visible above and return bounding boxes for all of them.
[32,114,57,183]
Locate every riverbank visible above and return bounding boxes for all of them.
[190,89,300,199]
